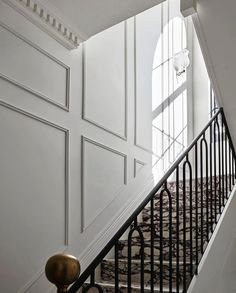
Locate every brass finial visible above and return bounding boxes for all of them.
[45,254,81,293]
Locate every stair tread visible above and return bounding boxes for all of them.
[101,258,193,287]
[97,280,184,292]
[103,258,192,265]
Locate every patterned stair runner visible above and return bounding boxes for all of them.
[85,177,224,292]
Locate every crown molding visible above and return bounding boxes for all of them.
[2,0,87,49]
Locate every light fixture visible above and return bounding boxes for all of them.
[173,49,190,76]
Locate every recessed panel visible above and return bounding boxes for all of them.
[134,159,146,177]
[0,103,68,292]
[0,24,69,109]
[83,22,126,138]
[82,137,127,229]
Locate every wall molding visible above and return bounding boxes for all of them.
[79,168,154,272]
[82,21,128,141]
[0,100,69,246]
[0,100,70,292]
[2,0,86,50]
[134,158,146,178]
[81,135,128,232]
[0,21,70,111]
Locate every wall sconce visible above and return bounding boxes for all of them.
[173,49,190,76]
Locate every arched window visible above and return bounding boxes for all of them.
[152,16,188,174]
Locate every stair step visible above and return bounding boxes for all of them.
[118,238,204,262]
[101,259,193,287]
[136,218,213,241]
[161,176,224,194]
[138,214,212,228]
[92,177,228,292]
[142,201,219,215]
[150,192,221,213]
[96,281,184,292]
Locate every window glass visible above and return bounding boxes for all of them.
[152,15,188,172]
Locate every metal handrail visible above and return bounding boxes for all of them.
[45,107,236,293]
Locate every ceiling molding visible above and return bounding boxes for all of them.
[2,0,87,49]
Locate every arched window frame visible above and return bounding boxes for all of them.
[152,3,191,173]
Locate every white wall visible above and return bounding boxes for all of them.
[191,0,236,147]
[188,187,236,293]
[192,24,210,137]
[0,0,188,292]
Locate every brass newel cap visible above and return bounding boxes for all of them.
[45,253,81,293]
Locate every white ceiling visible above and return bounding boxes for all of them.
[37,0,165,40]
[193,0,236,144]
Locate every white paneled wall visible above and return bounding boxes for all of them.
[0,0,187,292]
[83,22,127,139]
[81,136,127,230]
[0,102,69,292]
[0,23,70,110]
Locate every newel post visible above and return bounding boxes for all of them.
[45,254,81,293]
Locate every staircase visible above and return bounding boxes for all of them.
[45,108,236,293]
[96,178,221,292]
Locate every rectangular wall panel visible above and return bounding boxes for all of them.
[0,23,70,110]
[82,137,127,230]
[0,102,68,293]
[83,22,127,139]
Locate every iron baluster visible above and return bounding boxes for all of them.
[209,124,214,233]
[229,142,232,191]
[160,188,164,293]
[225,131,228,199]
[176,166,180,292]
[166,184,173,293]
[150,198,154,293]
[182,159,187,292]
[221,117,225,207]
[215,118,221,214]
[213,120,218,223]
[115,241,119,292]
[200,137,204,254]
[195,143,199,270]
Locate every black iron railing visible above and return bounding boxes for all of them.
[46,108,236,293]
